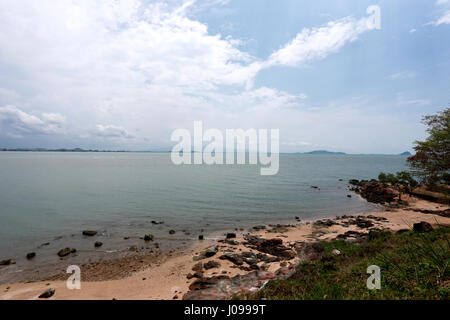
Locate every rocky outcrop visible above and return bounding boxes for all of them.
[243,235,296,260]
[183,265,298,300]
[359,182,398,204]
[411,185,450,205]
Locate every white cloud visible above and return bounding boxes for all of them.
[93,124,134,139]
[388,71,418,80]
[0,105,65,136]
[436,11,450,25]
[0,1,380,150]
[266,17,372,68]
[430,0,450,25]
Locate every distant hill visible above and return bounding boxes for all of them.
[303,150,346,155]
[399,151,412,156]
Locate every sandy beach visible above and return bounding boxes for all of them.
[0,194,448,300]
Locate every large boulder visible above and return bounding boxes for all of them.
[413,221,433,233]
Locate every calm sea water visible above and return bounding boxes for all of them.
[0,152,408,278]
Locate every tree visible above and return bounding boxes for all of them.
[407,108,450,185]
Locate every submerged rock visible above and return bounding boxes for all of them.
[26,252,36,260]
[57,248,72,257]
[82,230,97,236]
[94,241,103,248]
[0,259,12,266]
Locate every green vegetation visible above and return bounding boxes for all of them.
[246,228,450,300]
[408,108,450,185]
[378,171,418,201]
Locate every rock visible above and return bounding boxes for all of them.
[169,230,176,235]
[0,259,12,266]
[347,195,352,198]
[332,249,341,256]
[225,240,239,246]
[204,261,221,270]
[82,230,97,236]
[144,234,154,241]
[129,246,137,252]
[336,230,365,240]
[314,219,338,228]
[70,248,77,253]
[26,252,36,260]
[219,254,244,266]
[151,221,164,225]
[57,248,72,257]
[203,246,218,258]
[192,262,203,272]
[94,241,103,248]
[253,225,266,231]
[358,182,399,204]
[244,236,296,260]
[413,222,433,233]
[226,233,236,239]
[355,218,374,229]
[198,235,204,240]
[194,246,218,261]
[38,288,55,299]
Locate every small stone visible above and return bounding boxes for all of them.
[26,252,36,260]
[144,234,154,241]
[169,230,176,235]
[38,288,55,299]
[173,295,178,299]
[198,235,204,240]
[226,233,236,239]
[347,195,352,198]
[57,248,72,257]
[82,230,97,236]
[0,259,12,266]
[94,241,103,248]
[332,249,341,256]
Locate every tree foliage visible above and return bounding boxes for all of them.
[407,108,450,184]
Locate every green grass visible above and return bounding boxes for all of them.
[244,228,450,300]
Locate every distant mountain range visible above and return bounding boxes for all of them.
[302,150,347,155]
[0,148,414,156]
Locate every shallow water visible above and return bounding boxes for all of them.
[0,152,408,281]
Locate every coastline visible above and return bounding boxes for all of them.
[0,195,449,300]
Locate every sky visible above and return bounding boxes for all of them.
[0,0,449,153]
